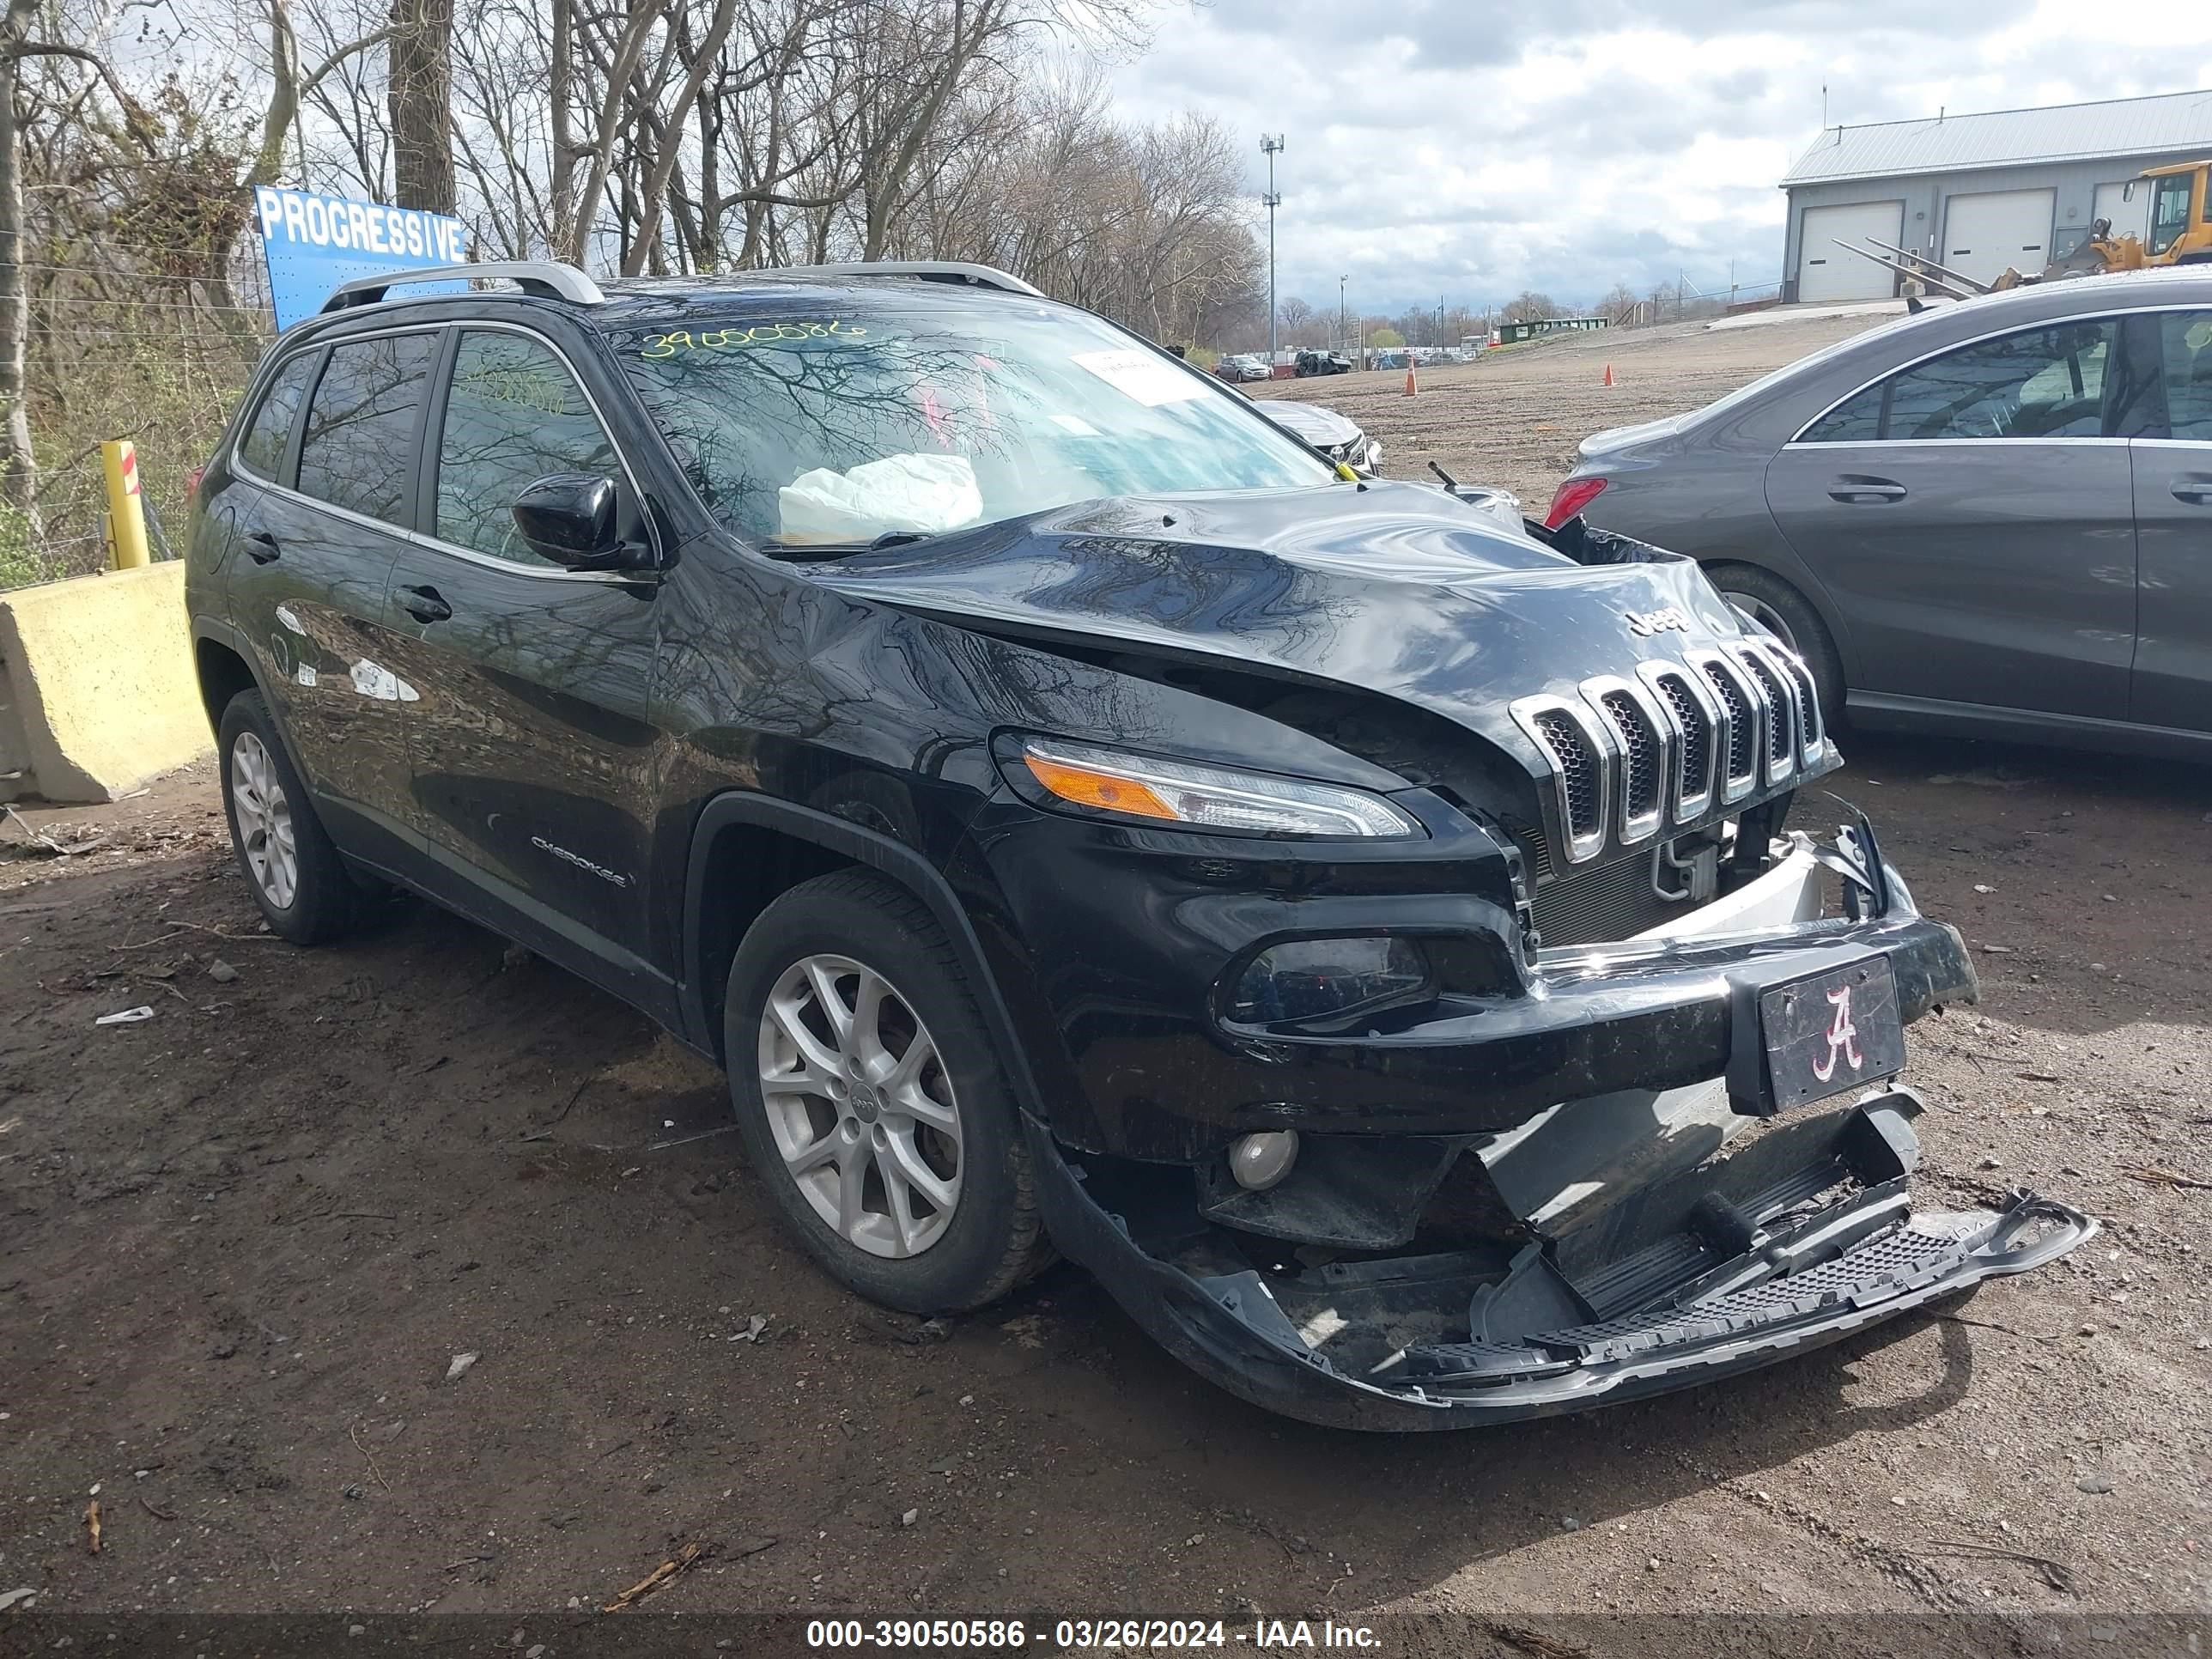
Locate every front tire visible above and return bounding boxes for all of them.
[216,690,368,945]
[723,870,1049,1315]
[1705,562,1846,728]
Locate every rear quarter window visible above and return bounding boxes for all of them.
[235,353,318,481]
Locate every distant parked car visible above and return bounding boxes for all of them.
[1293,349,1351,376]
[1251,397,1383,474]
[1548,268,2212,761]
[1215,353,1272,384]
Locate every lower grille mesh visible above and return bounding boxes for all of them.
[1528,848,1694,948]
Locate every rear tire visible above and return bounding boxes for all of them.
[216,690,369,945]
[1705,562,1845,729]
[723,869,1050,1315]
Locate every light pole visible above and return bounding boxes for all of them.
[1261,134,1285,363]
[1339,274,1346,354]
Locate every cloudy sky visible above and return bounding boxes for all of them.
[1108,0,2212,315]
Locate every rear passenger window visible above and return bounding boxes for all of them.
[434,331,618,566]
[296,333,439,526]
[2156,312,2212,441]
[235,354,316,480]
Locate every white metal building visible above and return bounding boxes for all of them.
[1780,89,2212,303]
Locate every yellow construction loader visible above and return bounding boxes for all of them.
[1838,158,2212,302]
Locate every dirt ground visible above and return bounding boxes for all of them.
[4,312,2209,1655]
[1250,308,1900,514]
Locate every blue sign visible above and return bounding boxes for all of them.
[254,186,469,331]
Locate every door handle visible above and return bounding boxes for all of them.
[398,585,452,623]
[2172,481,2212,506]
[245,531,281,563]
[1828,477,1907,504]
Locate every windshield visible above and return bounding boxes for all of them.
[616,298,1337,549]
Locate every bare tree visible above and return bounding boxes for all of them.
[387,0,454,212]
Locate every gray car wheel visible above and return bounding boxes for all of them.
[1704,563,1845,729]
[1718,587,1802,656]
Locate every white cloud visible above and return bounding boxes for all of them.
[1108,0,2212,311]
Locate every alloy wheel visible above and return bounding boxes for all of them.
[230,732,298,910]
[756,953,963,1259]
[1721,589,1801,657]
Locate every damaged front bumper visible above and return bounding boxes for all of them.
[1023,825,2098,1431]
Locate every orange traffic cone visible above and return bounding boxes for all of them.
[1403,358,1418,397]
[1602,363,1614,387]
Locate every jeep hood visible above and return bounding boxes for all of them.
[807,481,1747,760]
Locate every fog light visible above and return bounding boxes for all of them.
[1231,1130,1300,1192]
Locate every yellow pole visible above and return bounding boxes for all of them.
[100,440,151,570]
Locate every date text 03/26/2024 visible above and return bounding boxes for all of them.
[805,1619,1382,1650]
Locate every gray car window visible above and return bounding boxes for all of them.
[434,331,618,567]
[297,333,440,526]
[2156,313,2212,441]
[1801,382,1883,442]
[1804,322,2116,443]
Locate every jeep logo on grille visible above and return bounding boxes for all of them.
[1624,605,1689,638]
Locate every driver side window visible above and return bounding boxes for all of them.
[435,331,619,566]
[1804,321,2117,442]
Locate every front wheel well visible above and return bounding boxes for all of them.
[691,824,857,1061]
[194,638,258,734]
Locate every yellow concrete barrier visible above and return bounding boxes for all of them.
[0,562,210,803]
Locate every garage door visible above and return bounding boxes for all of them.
[1797,201,1905,302]
[2093,180,2149,242]
[1942,188,2055,286]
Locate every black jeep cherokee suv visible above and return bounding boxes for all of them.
[185,259,2092,1430]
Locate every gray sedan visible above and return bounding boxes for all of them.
[1547,269,2212,760]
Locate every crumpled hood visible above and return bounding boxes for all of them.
[808,480,1751,763]
[1255,400,1363,450]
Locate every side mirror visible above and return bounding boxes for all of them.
[2123,179,2138,202]
[511,472,636,570]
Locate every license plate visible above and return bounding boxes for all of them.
[1759,957,1905,1113]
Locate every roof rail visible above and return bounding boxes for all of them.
[322,260,605,313]
[780,260,1044,297]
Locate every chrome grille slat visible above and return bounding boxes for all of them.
[1692,651,1760,802]
[1730,642,1797,787]
[1516,640,1829,867]
[1638,662,1719,823]
[1768,645,1826,763]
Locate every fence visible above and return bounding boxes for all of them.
[4,244,280,591]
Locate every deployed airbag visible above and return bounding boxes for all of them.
[779,453,981,543]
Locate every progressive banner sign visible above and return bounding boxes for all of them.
[254,185,469,331]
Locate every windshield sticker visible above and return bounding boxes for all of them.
[637,321,869,360]
[1048,413,1102,436]
[1070,349,1206,408]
